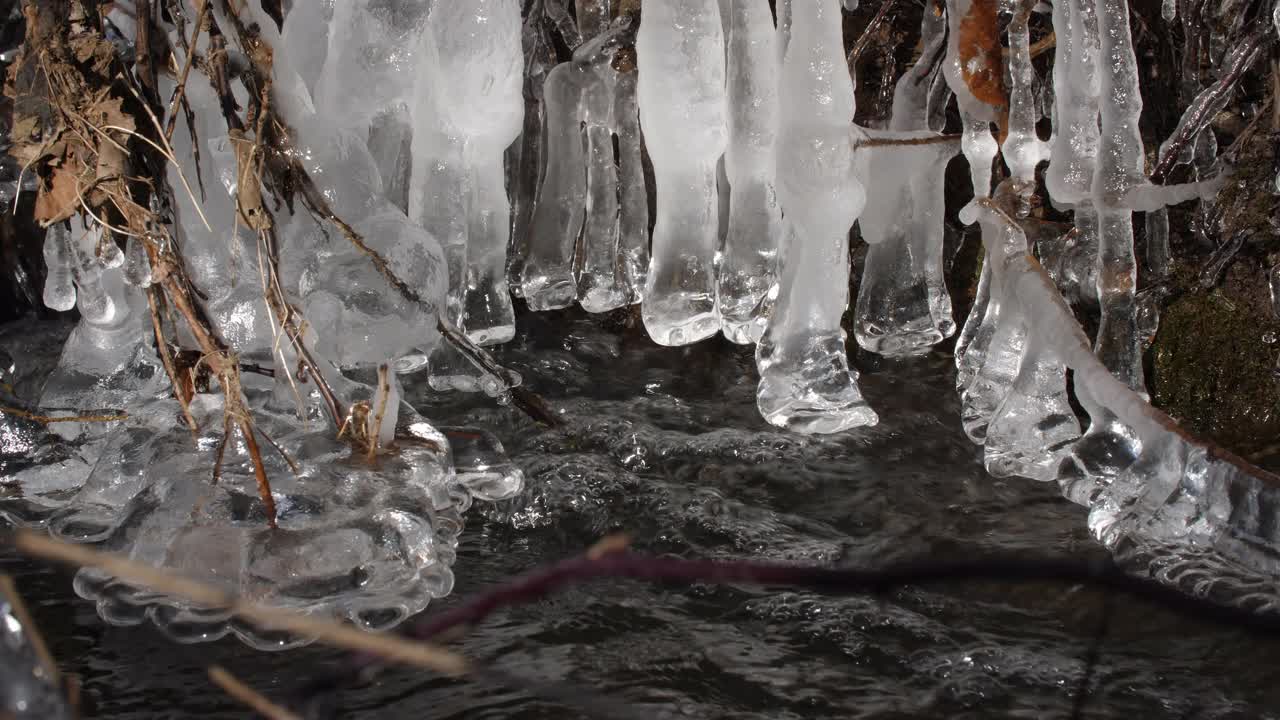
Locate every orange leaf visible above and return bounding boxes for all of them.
[957,0,1007,110]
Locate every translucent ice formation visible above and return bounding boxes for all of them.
[410,0,523,347]
[755,0,877,432]
[716,0,781,345]
[517,16,641,313]
[576,29,628,312]
[852,6,957,357]
[636,0,728,346]
[51,390,464,650]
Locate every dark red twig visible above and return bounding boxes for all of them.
[293,541,1280,718]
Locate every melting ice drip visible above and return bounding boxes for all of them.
[17,0,1280,637]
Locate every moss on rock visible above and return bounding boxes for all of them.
[1150,260,1280,465]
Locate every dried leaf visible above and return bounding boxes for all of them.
[34,163,83,226]
[957,0,1007,110]
[84,94,135,135]
[69,35,117,77]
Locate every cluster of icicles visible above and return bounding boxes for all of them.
[39,0,1280,595]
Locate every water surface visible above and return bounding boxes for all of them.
[3,310,1279,719]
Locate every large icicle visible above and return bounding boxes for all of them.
[942,0,1002,383]
[1092,0,1147,395]
[755,0,877,432]
[636,0,728,346]
[614,58,651,305]
[853,6,957,357]
[575,13,631,314]
[519,27,630,311]
[716,0,781,345]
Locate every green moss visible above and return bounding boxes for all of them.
[1150,274,1280,458]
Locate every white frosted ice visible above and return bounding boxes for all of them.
[717,0,781,345]
[755,0,877,432]
[637,0,728,346]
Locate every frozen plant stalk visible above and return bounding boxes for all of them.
[716,0,781,345]
[755,0,878,432]
[637,0,728,346]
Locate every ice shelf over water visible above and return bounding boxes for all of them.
[7,0,1280,645]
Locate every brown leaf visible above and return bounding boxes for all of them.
[69,35,118,78]
[957,0,1007,111]
[34,163,84,226]
[84,94,135,135]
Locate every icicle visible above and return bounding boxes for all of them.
[636,0,727,346]
[121,234,152,288]
[941,0,1000,223]
[576,57,627,313]
[973,202,1080,476]
[756,0,877,432]
[508,0,561,298]
[985,338,1081,481]
[1044,0,1100,209]
[68,226,120,328]
[958,207,1029,442]
[42,224,77,312]
[1002,1,1050,213]
[955,262,992,390]
[406,1,522,391]
[1092,0,1147,396]
[777,0,792,63]
[614,64,650,305]
[519,61,589,310]
[854,7,956,357]
[854,133,957,356]
[717,0,781,345]
[96,231,124,269]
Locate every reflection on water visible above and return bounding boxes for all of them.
[4,310,1280,718]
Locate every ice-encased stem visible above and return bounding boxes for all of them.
[520,62,587,310]
[637,0,727,346]
[717,0,781,345]
[756,0,877,432]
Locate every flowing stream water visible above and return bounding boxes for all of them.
[2,310,1279,719]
